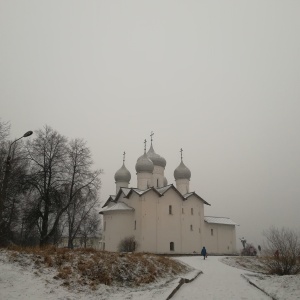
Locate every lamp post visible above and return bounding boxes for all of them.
[0,130,33,234]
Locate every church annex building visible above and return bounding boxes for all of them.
[100,134,238,255]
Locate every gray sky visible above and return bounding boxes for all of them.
[1,0,300,248]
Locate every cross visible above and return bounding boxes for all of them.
[180,148,183,161]
[150,131,154,143]
[144,139,147,152]
[123,151,126,163]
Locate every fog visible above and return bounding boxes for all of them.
[1,1,300,248]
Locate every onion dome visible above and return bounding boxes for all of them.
[114,163,131,182]
[135,152,154,173]
[174,161,191,180]
[147,144,166,168]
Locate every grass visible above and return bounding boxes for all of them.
[2,245,190,289]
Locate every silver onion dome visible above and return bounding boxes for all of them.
[174,161,191,180]
[114,163,131,182]
[147,144,166,168]
[135,152,154,173]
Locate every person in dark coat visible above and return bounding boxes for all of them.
[201,246,207,260]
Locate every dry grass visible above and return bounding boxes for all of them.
[2,245,190,289]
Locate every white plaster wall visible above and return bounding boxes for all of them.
[102,211,134,252]
[115,181,129,194]
[175,179,190,195]
[137,172,153,190]
[204,223,237,254]
[180,195,205,253]
[152,165,165,188]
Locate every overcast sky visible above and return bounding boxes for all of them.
[1,0,300,248]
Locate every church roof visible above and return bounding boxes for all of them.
[184,192,211,206]
[204,216,238,225]
[102,184,210,209]
[102,195,116,208]
[100,202,134,214]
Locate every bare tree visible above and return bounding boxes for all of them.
[63,138,101,248]
[25,126,68,246]
[261,227,300,275]
[79,208,101,248]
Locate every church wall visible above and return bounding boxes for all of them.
[137,172,153,189]
[116,181,129,194]
[152,165,164,188]
[175,179,190,195]
[204,223,237,254]
[181,196,205,253]
[138,190,159,252]
[102,211,134,252]
[156,189,183,253]
[120,192,144,251]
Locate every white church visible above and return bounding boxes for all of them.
[100,134,237,255]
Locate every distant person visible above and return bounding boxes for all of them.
[239,237,247,249]
[201,246,207,260]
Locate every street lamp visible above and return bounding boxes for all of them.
[0,130,33,237]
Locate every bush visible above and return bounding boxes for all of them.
[241,244,257,256]
[118,236,137,252]
[261,227,300,275]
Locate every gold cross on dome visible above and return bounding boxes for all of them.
[180,148,183,161]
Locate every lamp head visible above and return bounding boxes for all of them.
[23,131,33,137]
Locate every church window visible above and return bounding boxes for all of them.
[157,179,159,187]
[104,221,106,231]
[182,208,184,214]
[199,228,201,233]
[191,208,193,215]
[169,205,172,215]
[211,229,214,236]
[170,242,174,251]
[134,220,136,230]
[190,225,193,231]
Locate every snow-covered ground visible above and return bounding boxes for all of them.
[0,251,299,300]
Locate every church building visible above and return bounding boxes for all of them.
[100,134,237,254]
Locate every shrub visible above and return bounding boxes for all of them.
[241,244,257,256]
[261,227,300,275]
[118,236,137,252]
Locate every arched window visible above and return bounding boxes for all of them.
[134,220,136,230]
[170,242,174,251]
[157,179,159,187]
[169,205,172,215]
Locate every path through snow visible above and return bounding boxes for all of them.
[172,256,271,300]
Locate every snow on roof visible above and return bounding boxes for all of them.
[156,184,173,195]
[183,192,211,206]
[100,202,134,214]
[120,188,131,197]
[204,216,238,225]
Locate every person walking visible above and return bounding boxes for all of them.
[201,246,207,260]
